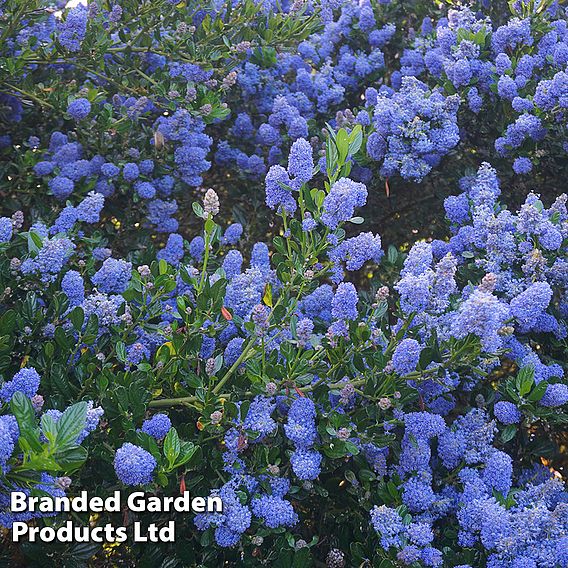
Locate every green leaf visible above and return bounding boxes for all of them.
[40,414,58,444]
[335,128,349,162]
[53,446,88,473]
[27,230,44,255]
[527,380,548,402]
[11,392,42,453]
[84,314,99,339]
[387,245,398,264]
[0,310,16,334]
[55,401,88,451]
[54,326,72,350]
[386,481,399,500]
[173,442,197,468]
[501,424,517,443]
[116,341,127,363]
[517,365,535,397]
[164,427,181,468]
[345,441,360,455]
[262,282,273,308]
[312,189,326,207]
[69,306,85,331]
[348,124,363,155]
[44,341,54,358]
[97,374,109,392]
[204,218,216,234]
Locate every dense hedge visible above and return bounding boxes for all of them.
[0,0,567,567]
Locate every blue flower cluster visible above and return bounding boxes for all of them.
[372,408,568,567]
[215,1,395,180]
[394,162,566,408]
[362,77,460,181]
[399,4,568,173]
[141,414,172,440]
[195,473,298,547]
[29,117,210,234]
[114,443,157,486]
[285,398,322,480]
[1,1,568,564]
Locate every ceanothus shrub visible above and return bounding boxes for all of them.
[0,0,567,566]
[0,126,566,565]
[397,1,568,176]
[0,0,318,238]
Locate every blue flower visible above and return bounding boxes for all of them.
[510,282,552,329]
[0,420,15,465]
[513,157,532,174]
[287,138,314,184]
[0,217,12,243]
[141,414,172,440]
[92,258,132,293]
[114,443,156,485]
[494,401,521,424]
[61,270,85,307]
[189,236,205,261]
[135,181,156,199]
[157,233,184,266]
[322,178,367,229]
[407,522,434,546]
[221,223,243,246]
[49,176,74,199]
[243,396,277,438]
[290,448,322,480]
[76,191,104,223]
[57,5,87,52]
[540,384,568,407]
[284,397,317,449]
[67,98,91,120]
[0,368,41,402]
[392,339,422,375]
[265,165,296,214]
[451,289,510,352]
[21,236,75,282]
[251,495,298,528]
[126,342,150,366]
[123,163,140,181]
[331,282,358,320]
[223,250,243,279]
[370,505,405,548]
[333,232,383,271]
[482,449,512,494]
[224,337,244,367]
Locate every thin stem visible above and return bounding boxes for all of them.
[1,83,55,109]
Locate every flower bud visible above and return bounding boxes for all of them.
[326,548,346,568]
[31,394,44,412]
[479,273,497,292]
[206,357,216,376]
[138,265,151,277]
[375,286,390,302]
[56,477,72,490]
[337,427,350,441]
[11,211,23,229]
[203,188,220,216]
[210,410,222,425]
